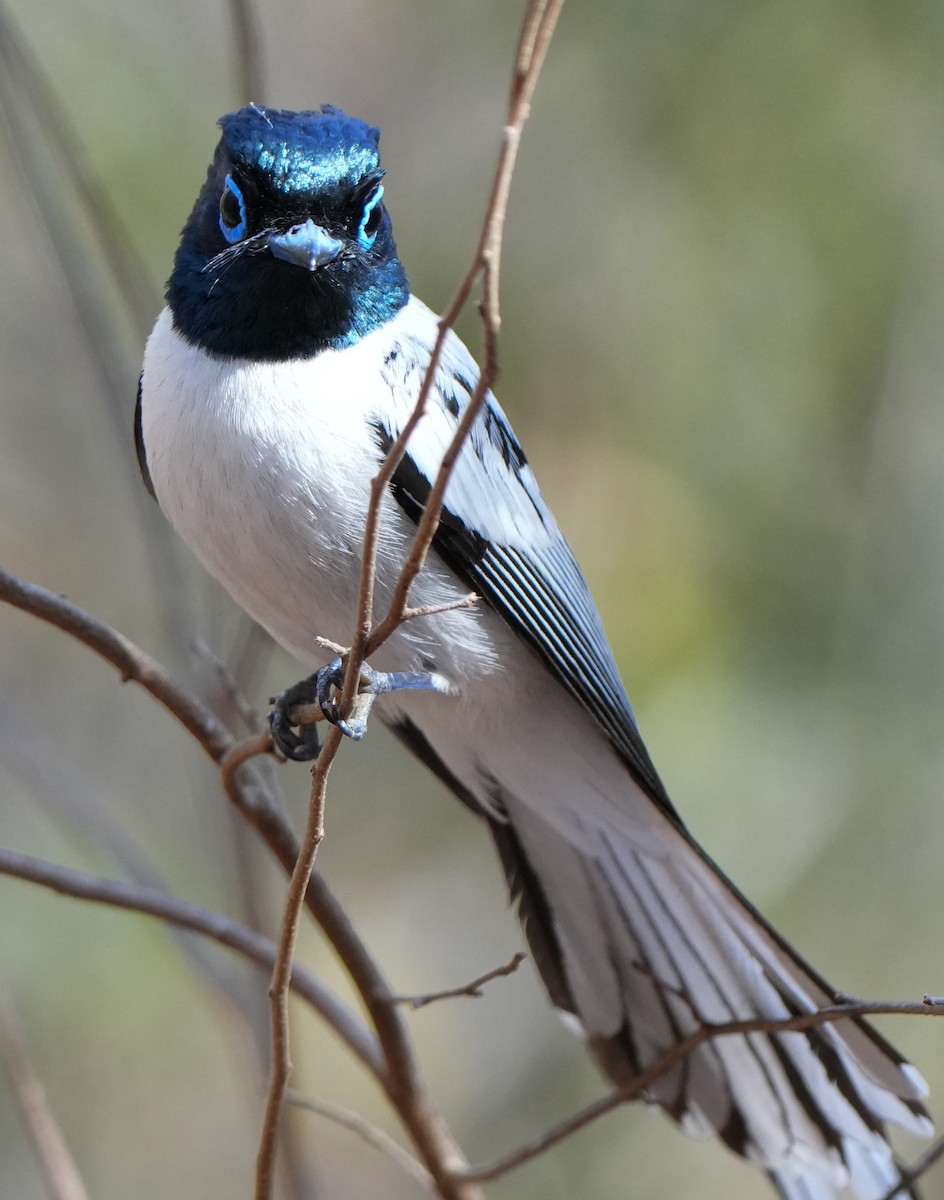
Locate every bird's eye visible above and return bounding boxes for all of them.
[219,174,248,243]
[356,185,384,249]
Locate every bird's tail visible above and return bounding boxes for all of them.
[488,793,931,1200]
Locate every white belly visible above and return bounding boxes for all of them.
[139,306,502,681]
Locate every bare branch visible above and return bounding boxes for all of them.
[0,3,195,639]
[0,846,383,1079]
[221,730,279,780]
[287,1093,433,1191]
[339,0,566,706]
[191,635,266,733]
[459,996,944,1184]
[876,1134,944,1200]
[402,593,479,624]
[255,726,335,1200]
[0,985,89,1200]
[0,1,155,336]
[254,3,566,1196]
[0,697,286,1060]
[228,0,263,101]
[0,567,230,757]
[395,952,528,1010]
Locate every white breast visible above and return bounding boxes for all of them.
[139,304,502,679]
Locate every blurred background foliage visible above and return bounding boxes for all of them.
[1,0,944,1196]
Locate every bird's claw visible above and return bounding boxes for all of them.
[269,674,325,761]
[269,657,455,760]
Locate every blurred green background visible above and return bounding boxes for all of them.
[2,1,944,1196]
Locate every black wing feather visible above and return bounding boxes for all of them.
[371,409,678,822]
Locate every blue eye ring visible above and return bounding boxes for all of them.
[357,185,384,249]
[219,173,248,243]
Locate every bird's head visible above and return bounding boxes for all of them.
[167,104,410,360]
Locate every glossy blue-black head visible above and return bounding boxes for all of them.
[167,104,409,360]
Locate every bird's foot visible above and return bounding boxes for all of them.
[269,657,454,761]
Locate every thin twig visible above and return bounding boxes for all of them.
[228,0,264,101]
[255,4,566,1198]
[395,952,528,1010]
[287,1093,433,1191]
[0,985,90,1200]
[459,996,944,1184]
[402,593,479,624]
[255,728,335,1200]
[220,720,483,1200]
[0,846,383,1079]
[0,696,282,1051]
[876,1133,944,1200]
[0,568,229,753]
[221,729,279,783]
[0,1,193,641]
[192,635,266,733]
[339,0,565,703]
[0,0,155,336]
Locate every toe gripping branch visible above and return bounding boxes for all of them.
[269,656,454,762]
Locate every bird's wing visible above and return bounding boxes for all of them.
[374,311,678,820]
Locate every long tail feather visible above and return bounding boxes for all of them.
[490,790,930,1199]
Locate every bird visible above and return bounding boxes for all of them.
[137,103,931,1199]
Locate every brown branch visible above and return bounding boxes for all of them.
[221,729,278,783]
[327,0,565,723]
[297,857,481,1199]
[191,635,266,733]
[254,726,335,1200]
[402,593,479,624]
[876,1134,944,1200]
[0,0,156,338]
[217,705,481,1200]
[0,846,383,1079]
[228,0,263,101]
[0,568,232,757]
[287,1093,433,1191]
[395,952,528,1010]
[360,1,565,666]
[0,984,89,1200]
[459,996,944,1184]
[252,2,566,1196]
